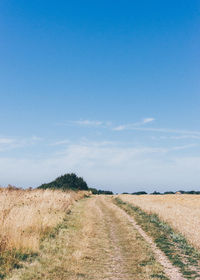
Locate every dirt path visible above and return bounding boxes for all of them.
[7,196,186,280]
[111,199,186,280]
[93,196,185,280]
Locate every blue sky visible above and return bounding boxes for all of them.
[0,0,200,192]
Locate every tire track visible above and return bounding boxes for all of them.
[108,197,186,280]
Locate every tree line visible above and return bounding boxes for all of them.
[38,174,199,195]
[122,190,200,195]
[38,173,113,195]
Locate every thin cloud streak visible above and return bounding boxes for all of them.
[143,118,155,124]
[72,120,103,126]
[56,120,111,127]
[114,126,200,136]
[0,136,43,152]
[113,118,155,131]
[56,118,156,130]
[50,140,70,146]
[160,135,200,140]
[0,138,15,144]
[58,118,200,138]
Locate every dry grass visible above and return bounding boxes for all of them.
[7,196,168,280]
[0,187,87,252]
[119,194,200,249]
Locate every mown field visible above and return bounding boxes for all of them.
[119,194,200,249]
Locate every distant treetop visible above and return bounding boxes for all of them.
[38,173,88,191]
[132,191,147,195]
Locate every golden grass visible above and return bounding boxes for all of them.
[0,187,87,252]
[119,194,200,249]
[8,196,168,280]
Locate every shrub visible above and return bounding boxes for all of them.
[38,173,88,191]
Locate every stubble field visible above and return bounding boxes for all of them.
[119,194,200,250]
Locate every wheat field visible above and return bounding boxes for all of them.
[0,187,87,252]
[119,194,200,249]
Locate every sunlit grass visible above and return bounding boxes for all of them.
[119,194,200,250]
[0,187,88,278]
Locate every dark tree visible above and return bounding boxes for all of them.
[38,173,88,191]
[89,187,113,195]
[164,191,175,194]
[151,191,161,195]
[132,191,147,195]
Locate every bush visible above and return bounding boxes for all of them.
[38,173,88,191]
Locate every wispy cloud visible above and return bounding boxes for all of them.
[169,144,197,151]
[123,127,200,135]
[158,135,200,140]
[56,120,111,127]
[113,121,200,138]
[55,119,114,128]
[0,136,43,152]
[143,118,155,124]
[0,138,16,152]
[50,140,70,146]
[0,138,15,144]
[56,118,200,141]
[113,117,155,131]
[71,120,103,126]
[19,136,43,146]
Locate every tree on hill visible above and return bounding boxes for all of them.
[38,173,88,191]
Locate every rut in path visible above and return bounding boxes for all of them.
[77,196,172,280]
[81,196,186,280]
[110,199,186,280]
[83,196,142,280]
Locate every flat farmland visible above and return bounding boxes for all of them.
[2,192,200,280]
[119,194,200,249]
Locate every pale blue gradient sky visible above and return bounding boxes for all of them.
[0,1,200,192]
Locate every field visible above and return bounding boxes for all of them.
[1,191,200,280]
[119,194,200,249]
[0,187,87,251]
[7,196,169,280]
